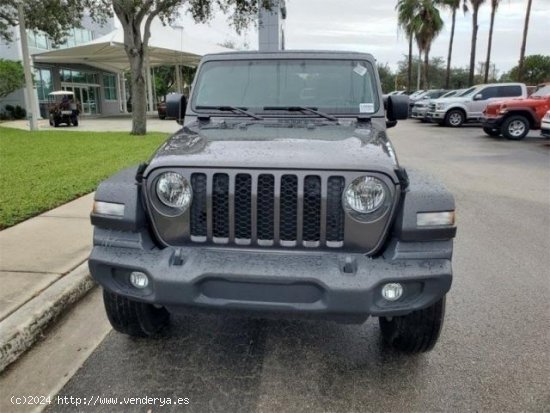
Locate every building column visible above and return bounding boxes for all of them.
[146,59,154,113]
[175,64,182,93]
[120,72,127,113]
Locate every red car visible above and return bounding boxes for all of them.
[481,83,550,140]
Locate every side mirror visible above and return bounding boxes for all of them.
[473,93,483,101]
[385,94,409,128]
[166,93,187,125]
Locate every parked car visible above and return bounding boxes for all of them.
[541,110,550,137]
[426,83,527,127]
[47,91,80,127]
[411,89,464,121]
[408,89,447,117]
[481,83,550,139]
[89,50,456,354]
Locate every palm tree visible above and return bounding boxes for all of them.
[484,0,500,83]
[440,0,468,88]
[396,0,417,91]
[414,0,444,89]
[518,0,533,81]
[468,0,486,86]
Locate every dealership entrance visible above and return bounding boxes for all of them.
[61,83,100,116]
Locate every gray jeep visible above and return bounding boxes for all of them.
[90,51,456,353]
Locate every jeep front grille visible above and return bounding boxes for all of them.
[189,172,346,248]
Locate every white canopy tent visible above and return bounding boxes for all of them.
[33,19,231,112]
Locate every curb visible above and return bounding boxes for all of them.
[0,262,95,372]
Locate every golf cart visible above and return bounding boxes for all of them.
[48,90,80,127]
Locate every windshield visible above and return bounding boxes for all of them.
[193,59,379,115]
[532,85,550,97]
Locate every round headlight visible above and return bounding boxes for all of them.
[344,176,387,214]
[156,172,192,210]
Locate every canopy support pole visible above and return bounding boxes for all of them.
[120,72,127,113]
[175,64,182,93]
[146,58,154,113]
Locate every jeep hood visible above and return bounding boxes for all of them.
[145,120,400,181]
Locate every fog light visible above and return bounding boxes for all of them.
[129,271,149,289]
[381,283,403,301]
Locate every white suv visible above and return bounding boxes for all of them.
[426,83,527,127]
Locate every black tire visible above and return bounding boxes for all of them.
[72,118,79,126]
[444,109,465,127]
[379,297,446,353]
[483,127,500,137]
[159,114,166,120]
[103,289,169,337]
[501,115,529,140]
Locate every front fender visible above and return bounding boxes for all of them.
[392,169,456,242]
[90,166,146,232]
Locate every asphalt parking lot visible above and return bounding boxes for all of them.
[45,120,550,412]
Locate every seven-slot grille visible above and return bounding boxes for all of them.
[189,172,346,248]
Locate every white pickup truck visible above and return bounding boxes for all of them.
[426,83,527,127]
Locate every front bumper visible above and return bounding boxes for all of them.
[411,107,429,119]
[426,110,446,122]
[89,239,452,323]
[481,115,505,129]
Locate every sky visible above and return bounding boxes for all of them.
[178,0,550,75]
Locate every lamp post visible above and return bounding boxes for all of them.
[172,24,184,93]
[17,2,38,131]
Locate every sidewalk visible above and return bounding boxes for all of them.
[0,194,96,371]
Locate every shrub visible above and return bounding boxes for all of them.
[13,105,26,119]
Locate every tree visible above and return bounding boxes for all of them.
[396,0,417,92]
[414,0,444,90]
[154,66,176,99]
[504,55,550,85]
[517,0,533,82]
[467,0,486,86]
[439,0,467,89]
[2,1,268,135]
[0,59,25,98]
[0,1,103,45]
[484,0,500,83]
[377,63,395,93]
[99,1,270,135]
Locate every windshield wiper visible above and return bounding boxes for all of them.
[195,105,263,120]
[263,106,338,122]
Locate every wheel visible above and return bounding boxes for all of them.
[72,118,79,126]
[483,127,500,137]
[103,289,169,337]
[501,115,529,140]
[379,297,446,353]
[158,114,166,120]
[444,109,465,127]
[53,120,59,127]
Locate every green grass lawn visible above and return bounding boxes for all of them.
[0,127,168,229]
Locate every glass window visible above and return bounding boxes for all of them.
[478,87,498,100]
[35,68,52,101]
[193,59,379,114]
[103,74,118,100]
[86,73,98,84]
[498,85,523,98]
